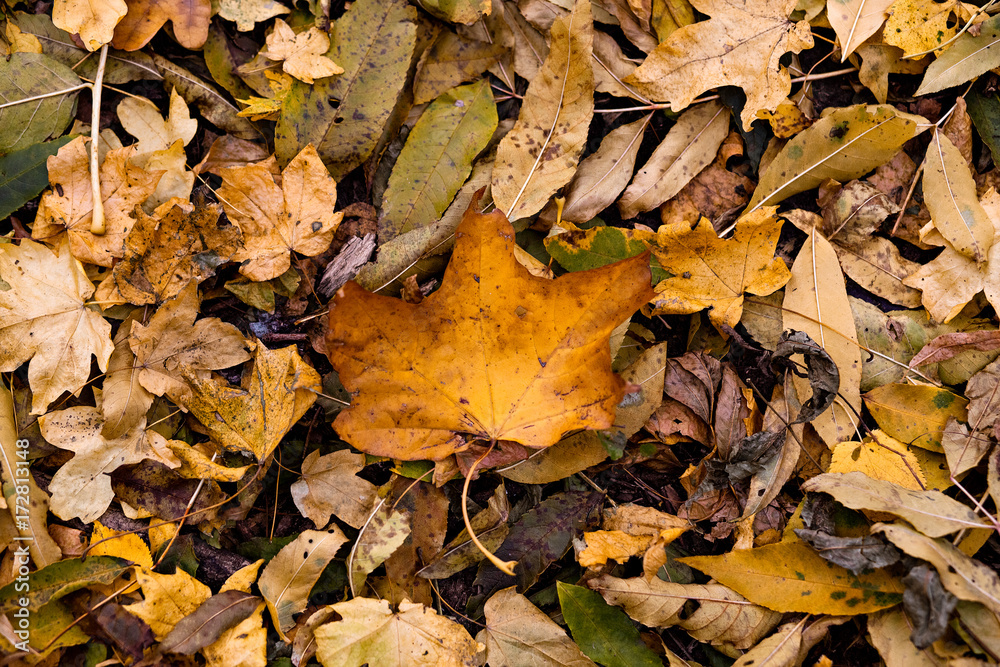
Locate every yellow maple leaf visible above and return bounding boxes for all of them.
[53,0,128,50]
[625,0,813,129]
[648,209,791,332]
[327,193,655,461]
[125,566,211,639]
[217,145,343,281]
[0,239,113,415]
[32,137,163,267]
[262,19,343,84]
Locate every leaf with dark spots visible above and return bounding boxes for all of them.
[468,490,602,616]
[160,590,262,655]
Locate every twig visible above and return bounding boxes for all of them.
[89,44,109,235]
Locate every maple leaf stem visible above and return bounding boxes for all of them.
[89,44,110,236]
[462,439,517,576]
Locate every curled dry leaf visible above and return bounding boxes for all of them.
[217,145,343,281]
[0,239,113,415]
[625,0,813,129]
[491,0,594,221]
[327,194,653,461]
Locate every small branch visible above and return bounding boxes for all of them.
[462,440,517,576]
[89,44,109,236]
[0,83,91,111]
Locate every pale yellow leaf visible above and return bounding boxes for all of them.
[828,0,895,60]
[52,0,127,50]
[478,588,596,666]
[263,19,343,84]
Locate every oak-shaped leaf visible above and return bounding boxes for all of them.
[217,145,343,281]
[179,340,320,462]
[262,19,343,84]
[32,137,163,267]
[326,194,654,461]
[625,0,813,129]
[290,449,377,529]
[113,199,242,305]
[0,239,113,415]
[128,282,251,402]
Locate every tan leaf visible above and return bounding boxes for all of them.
[258,528,348,641]
[915,14,1000,96]
[113,200,242,305]
[833,236,923,309]
[118,90,198,165]
[263,19,343,84]
[625,0,812,129]
[619,100,729,218]
[649,209,791,331]
[491,0,594,220]
[101,314,154,440]
[32,138,163,267]
[111,0,210,50]
[827,0,894,59]
[0,239,113,415]
[478,588,596,667]
[413,31,504,105]
[314,597,478,667]
[39,407,177,522]
[216,0,288,31]
[128,282,250,402]
[921,130,993,262]
[783,228,862,446]
[290,449,378,529]
[52,0,128,50]
[218,145,342,281]
[589,574,782,649]
[179,341,319,462]
[868,609,942,667]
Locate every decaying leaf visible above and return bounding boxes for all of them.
[492,0,593,221]
[179,341,320,462]
[0,239,113,415]
[625,0,813,128]
[327,196,653,460]
[217,145,342,281]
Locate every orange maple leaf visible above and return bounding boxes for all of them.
[327,194,655,461]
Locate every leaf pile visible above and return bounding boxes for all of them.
[2,0,1000,664]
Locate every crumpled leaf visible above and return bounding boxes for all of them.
[649,209,790,331]
[314,597,479,667]
[32,137,163,267]
[478,587,596,667]
[0,238,113,415]
[262,19,343,84]
[492,0,594,221]
[52,0,127,50]
[589,575,782,650]
[328,196,653,461]
[113,199,242,305]
[111,0,210,50]
[179,341,320,462]
[290,449,378,529]
[258,528,348,641]
[625,0,813,129]
[217,145,342,281]
[128,282,251,402]
[803,472,986,537]
[902,564,958,649]
[747,105,924,212]
[275,0,416,178]
[39,406,178,522]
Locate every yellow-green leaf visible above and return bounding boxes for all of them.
[863,383,968,452]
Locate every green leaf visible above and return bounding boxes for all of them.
[746,104,924,213]
[0,137,74,221]
[0,556,130,613]
[545,225,669,282]
[380,80,497,243]
[275,0,417,177]
[967,88,1000,167]
[557,582,663,667]
[0,53,80,155]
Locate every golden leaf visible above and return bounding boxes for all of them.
[262,19,343,84]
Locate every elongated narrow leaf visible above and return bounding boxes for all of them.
[258,528,349,641]
[619,100,729,218]
[916,15,1000,96]
[492,0,594,220]
[922,131,993,262]
[160,591,261,655]
[557,582,662,667]
[0,136,74,222]
[783,228,862,446]
[747,104,924,212]
[276,0,416,177]
[0,556,129,613]
[827,0,894,60]
[0,53,80,154]
[557,114,650,223]
[380,80,497,243]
